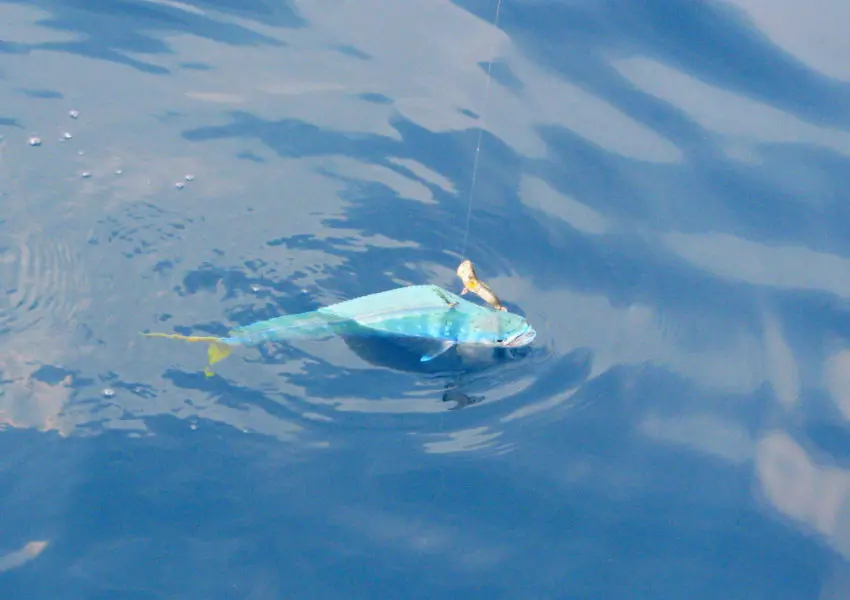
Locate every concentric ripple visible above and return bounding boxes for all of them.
[0,232,90,335]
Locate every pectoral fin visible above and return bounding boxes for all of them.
[420,341,456,362]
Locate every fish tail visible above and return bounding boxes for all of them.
[140,332,234,377]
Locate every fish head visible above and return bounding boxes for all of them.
[468,310,537,348]
[499,315,537,348]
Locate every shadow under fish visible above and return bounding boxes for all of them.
[142,284,537,408]
[337,324,532,409]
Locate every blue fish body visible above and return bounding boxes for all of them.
[143,284,536,375]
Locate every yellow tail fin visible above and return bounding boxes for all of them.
[140,332,233,377]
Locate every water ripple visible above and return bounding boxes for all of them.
[0,232,89,335]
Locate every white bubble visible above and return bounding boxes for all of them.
[81,171,91,178]
[114,169,123,175]
[68,110,79,119]
[28,136,41,146]
[184,174,195,182]
[175,181,185,189]
[102,387,116,398]
[62,132,72,140]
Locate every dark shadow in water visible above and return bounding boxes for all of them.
[333,44,371,61]
[456,0,850,127]
[162,368,302,422]
[482,60,523,94]
[356,92,393,105]
[19,89,63,100]
[0,40,26,55]
[0,0,300,73]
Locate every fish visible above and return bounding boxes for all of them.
[456,259,506,312]
[142,284,536,376]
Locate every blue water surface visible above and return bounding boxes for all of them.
[2,0,850,597]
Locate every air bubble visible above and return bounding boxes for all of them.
[68,110,79,119]
[29,137,41,146]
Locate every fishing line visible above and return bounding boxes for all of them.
[435,0,506,506]
[459,0,504,260]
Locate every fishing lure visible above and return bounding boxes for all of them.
[456,259,506,311]
[142,284,536,376]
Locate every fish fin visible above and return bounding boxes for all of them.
[204,342,233,377]
[420,341,456,362]
[140,331,233,377]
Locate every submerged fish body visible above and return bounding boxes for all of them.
[142,284,536,375]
